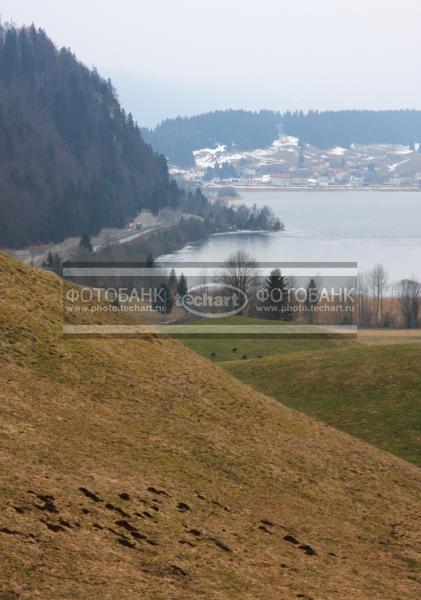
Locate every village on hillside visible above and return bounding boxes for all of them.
[170,135,421,190]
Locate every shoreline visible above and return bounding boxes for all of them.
[204,185,421,193]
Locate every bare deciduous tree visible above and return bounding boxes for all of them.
[305,277,320,324]
[357,273,372,326]
[218,251,258,312]
[397,279,420,328]
[369,263,389,325]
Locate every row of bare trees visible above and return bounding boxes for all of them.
[219,253,421,328]
[358,263,420,328]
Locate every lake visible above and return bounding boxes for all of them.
[162,190,421,281]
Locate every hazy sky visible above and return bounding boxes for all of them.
[2,0,421,126]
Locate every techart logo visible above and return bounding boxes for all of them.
[179,283,248,319]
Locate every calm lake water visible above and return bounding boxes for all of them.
[162,190,421,281]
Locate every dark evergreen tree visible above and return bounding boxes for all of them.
[168,268,177,290]
[176,273,188,298]
[153,283,173,315]
[267,269,287,300]
[79,234,93,253]
[265,268,290,320]
[2,28,18,85]
[42,251,62,275]
[146,253,155,268]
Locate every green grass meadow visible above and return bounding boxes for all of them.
[182,317,421,466]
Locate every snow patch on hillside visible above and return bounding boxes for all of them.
[193,135,300,168]
[388,159,411,171]
[193,145,227,168]
[329,147,347,156]
[394,147,413,155]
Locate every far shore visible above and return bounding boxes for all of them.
[204,185,421,193]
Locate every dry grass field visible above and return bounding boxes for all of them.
[359,328,421,344]
[1,254,421,599]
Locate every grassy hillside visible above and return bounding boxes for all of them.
[182,318,421,363]
[182,316,354,362]
[185,335,350,362]
[1,253,421,599]
[226,344,421,466]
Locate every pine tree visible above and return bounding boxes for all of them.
[267,268,287,301]
[79,234,93,254]
[266,268,290,320]
[2,28,18,85]
[176,273,188,298]
[53,253,63,276]
[168,268,177,290]
[42,252,54,271]
[42,251,62,275]
[146,253,155,268]
[153,283,173,315]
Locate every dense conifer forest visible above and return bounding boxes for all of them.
[282,109,421,150]
[0,24,179,248]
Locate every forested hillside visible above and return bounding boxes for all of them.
[283,109,421,149]
[0,24,179,248]
[145,108,421,166]
[142,110,282,167]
